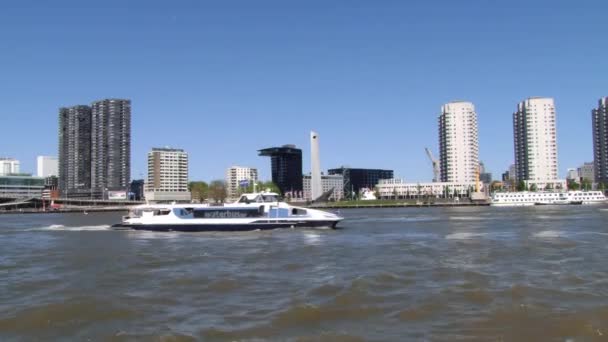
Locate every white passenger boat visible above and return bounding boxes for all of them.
[113,192,343,232]
[490,191,607,206]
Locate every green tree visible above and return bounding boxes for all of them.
[544,183,553,191]
[516,180,526,192]
[530,183,537,192]
[567,179,580,191]
[581,179,592,191]
[257,181,281,194]
[188,181,209,202]
[208,180,228,203]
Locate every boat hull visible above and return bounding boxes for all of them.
[112,220,340,232]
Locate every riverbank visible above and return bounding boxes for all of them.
[0,207,130,215]
[306,199,489,209]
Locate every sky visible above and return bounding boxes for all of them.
[1,0,607,182]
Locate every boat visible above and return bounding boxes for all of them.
[491,191,607,206]
[112,192,343,232]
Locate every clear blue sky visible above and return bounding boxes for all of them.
[1,0,606,182]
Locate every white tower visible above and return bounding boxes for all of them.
[310,131,322,200]
[513,97,558,182]
[438,101,479,183]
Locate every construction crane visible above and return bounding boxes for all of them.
[424,148,440,183]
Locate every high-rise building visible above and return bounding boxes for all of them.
[328,167,393,198]
[258,145,303,195]
[438,101,479,183]
[0,158,20,176]
[566,168,579,180]
[310,131,322,200]
[592,97,608,185]
[36,156,58,178]
[225,166,258,199]
[91,99,131,194]
[513,97,558,183]
[58,105,92,197]
[144,147,190,202]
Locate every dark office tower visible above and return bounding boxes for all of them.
[58,105,92,197]
[328,167,394,198]
[91,99,131,195]
[258,145,303,195]
[593,97,608,185]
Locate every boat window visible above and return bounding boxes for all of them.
[262,195,278,202]
[291,208,307,215]
[155,209,171,216]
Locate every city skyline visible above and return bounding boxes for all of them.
[2,1,607,182]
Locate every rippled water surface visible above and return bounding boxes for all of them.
[2,206,608,341]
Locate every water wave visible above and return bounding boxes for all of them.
[445,232,486,240]
[532,230,567,238]
[449,216,485,221]
[26,224,112,231]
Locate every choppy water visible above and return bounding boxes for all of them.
[2,206,608,341]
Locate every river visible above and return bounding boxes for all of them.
[1,205,608,341]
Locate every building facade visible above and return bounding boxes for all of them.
[0,158,20,176]
[0,175,45,199]
[303,174,344,201]
[37,156,58,178]
[145,147,190,202]
[225,166,258,199]
[438,101,479,183]
[376,178,483,199]
[592,97,608,185]
[58,105,92,197]
[91,99,131,194]
[578,162,595,182]
[328,167,393,198]
[258,145,303,195]
[513,97,558,182]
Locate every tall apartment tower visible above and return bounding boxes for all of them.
[58,105,92,197]
[258,145,303,195]
[513,97,558,182]
[91,99,131,193]
[145,147,190,202]
[225,166,258,199]
[438,101,479,183]
[592,97,608,185]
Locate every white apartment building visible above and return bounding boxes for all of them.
[376,178,483,198]
[302,174,344,201]
[37,156,58,178]
[0,158,20,176]
[438,101,479,183]
[225,166,258,199]
[513,97,558,182]
[144,147,190,202]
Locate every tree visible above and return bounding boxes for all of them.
[257,181,281,194]
[188,181,209,202]
[208,180,228,203]
[567,179,580,191]
[581,179,592,191]
[392,187,398,200]
[544,183,553,191]
[516,180,526,192]
[530,183,537,192]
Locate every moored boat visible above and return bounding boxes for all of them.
[113,192,343,232]
[491,191,606,206]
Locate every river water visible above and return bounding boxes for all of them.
[1,206,608,341]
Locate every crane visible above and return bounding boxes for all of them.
[424,147,440,183]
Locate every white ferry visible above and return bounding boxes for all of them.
[490,191,607,206]
[112,192,343,232]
